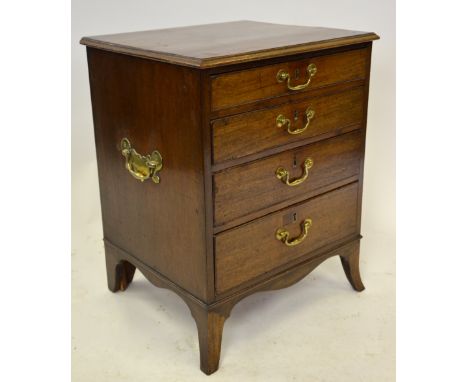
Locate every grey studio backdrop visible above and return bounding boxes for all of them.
[72,1,395,381]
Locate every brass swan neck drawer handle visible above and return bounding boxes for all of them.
[120,138,163,184]
[276,218,313,247]
[276,63,317,91]
[276,107,315,135]
[275,158,313,186]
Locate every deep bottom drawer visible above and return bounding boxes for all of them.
[215,182,359,294]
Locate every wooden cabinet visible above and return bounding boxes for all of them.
[81,20,379,375]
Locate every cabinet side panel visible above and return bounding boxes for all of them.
[86,48,207,300]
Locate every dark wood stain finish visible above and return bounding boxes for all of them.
[81,20,378,68]
[211,48,368,110]
[81,21,379,375]
[214,130,364,226]
[215,182,360,293]
[87,49,208,300]
[212,85,365,164]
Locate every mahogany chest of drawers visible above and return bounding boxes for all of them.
[81,21,379,374]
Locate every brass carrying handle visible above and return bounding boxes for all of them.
[275,158,313,186]
[277,63,317,91]
[276,107,315,135]
[120,138,163,184]
[276,218,313,247]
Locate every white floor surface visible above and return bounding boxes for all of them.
[72,217,395,382]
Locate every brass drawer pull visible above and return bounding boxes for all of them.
[277,63,317,91]
[276,107,315,135]
[276,218,313,247]
[275,158,313,186]
[120,138,163,184]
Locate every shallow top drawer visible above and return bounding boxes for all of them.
[211,48,368,111]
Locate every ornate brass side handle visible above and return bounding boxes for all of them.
[277,63,317,91]
[275,158,314,186]
[276,218,313,247]
[276,107,315,135]
[120,138,163,184]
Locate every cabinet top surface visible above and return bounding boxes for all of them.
[80,20,378,68]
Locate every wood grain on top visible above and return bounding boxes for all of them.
[80,20,379,68]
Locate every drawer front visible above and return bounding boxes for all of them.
[211,48,368,111]
[215,182,359,293]
[214,130,363,226]
[212,86,365,164]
